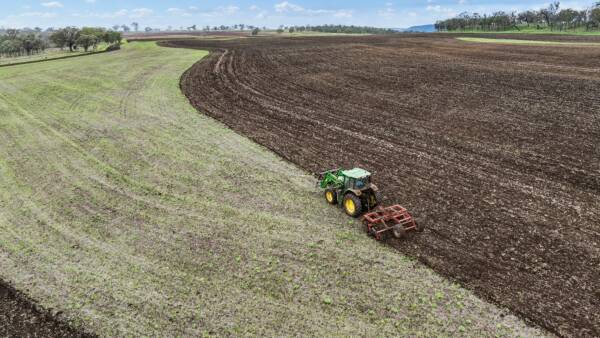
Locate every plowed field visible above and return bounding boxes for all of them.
[161,35,600,337]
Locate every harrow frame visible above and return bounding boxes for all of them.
[362,204,421,240]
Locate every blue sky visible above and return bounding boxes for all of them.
[0,0,593,29]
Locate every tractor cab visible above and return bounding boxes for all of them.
[318,167,381,217]
[341,168,371,190]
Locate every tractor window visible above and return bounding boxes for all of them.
[355,179,365,189]
[354,176,370,189]
[345,177,354,188]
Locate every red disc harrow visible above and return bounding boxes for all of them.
[362,204,422,240]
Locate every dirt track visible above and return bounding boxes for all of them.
[161,34,600,337]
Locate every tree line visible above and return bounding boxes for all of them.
[0,29,47,58]
[50,27,122,52]
[435,1,600,32]
[0,27,122,59]
[288,25,395,34]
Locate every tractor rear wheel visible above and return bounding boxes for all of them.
[368,191,382,209]
[324,189,337,205]
[343,193,362,218]
[392,224,406,239]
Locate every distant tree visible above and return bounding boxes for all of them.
[592,6,600,28]
[252,27,260,35]
[51,27,80,52]
[50,29,67,49]
[540,1,560,28]
[557,8,579,29]
[81,27,106,45]
[145,27,152,32]
[240,24,245,31]
[112,25,120,31]
[6,29,19,39]
[276,28,284,34]
[289,26,295,33]
[76,34,97,52]
[518,10,538,26]
[103,30,121,45]
[304,25,395,34]
[121,24,130,32]
[436,1,600,32]
[131,22,139,32]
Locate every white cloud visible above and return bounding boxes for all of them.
[275,1,304,13]
[167,6,201,17]
[41,1,63,8]
[334,10,353,18]
[255,10,268,19]
[249,5,259,11]
[425,5,456,16]
[71,8,127,19]
[130,8,153,18]
[219,5,240,15]
[273,1,352,18]
[166,5,240,18]
[10,11,57,18]
[194,5,240,17]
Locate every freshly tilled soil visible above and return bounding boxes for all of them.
[0,280,92,338]
[161,34,600,337]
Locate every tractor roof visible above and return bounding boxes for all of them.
[342,168,371,179]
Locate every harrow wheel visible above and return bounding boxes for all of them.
[324,189,337,204]
[392,224,406,239]
[343,193,362,218]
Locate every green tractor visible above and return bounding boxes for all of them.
[317,168,382,217]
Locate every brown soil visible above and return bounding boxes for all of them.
[160,34,600,337]
[0,280,93,337]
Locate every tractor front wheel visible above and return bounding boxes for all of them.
[343,193,362,218]
[324,189,337,205]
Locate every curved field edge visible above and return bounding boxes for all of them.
[0,279,94,337]
[0,41,546,337]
